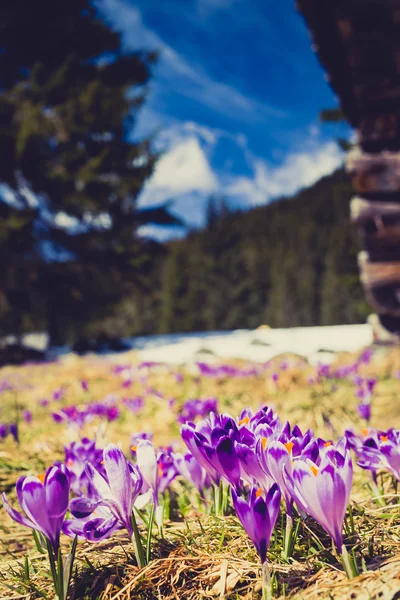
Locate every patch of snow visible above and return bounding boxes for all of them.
[133,324,373,365]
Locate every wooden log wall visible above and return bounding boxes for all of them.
[297,0,400,341]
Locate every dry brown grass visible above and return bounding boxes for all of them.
[0,347,399,599]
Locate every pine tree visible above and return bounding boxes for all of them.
[0,0,179,343]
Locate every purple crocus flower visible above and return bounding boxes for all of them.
[346,428,400,482]
[0,379,12,393]
[64,444,147,541]
[52,388,64,402]
[130,432,153,457]
[135,440,178,529]
[258,440,296,516]
[157,447,179,494]
[135,440,179,504]
[178,397,218,424]
[284,445,353,550]
[9,423,18,443]
[81,380,89,392]
[0,423,19,442]
[174,452,211,497]
[123,396,144,413]
[23,410,32,424]
[359,348,373,365]
[357,403,371,422]
[2,464,70,553]
[181,414,241,489]
[64,438,104,495]
[136,440,158,502]
[232,484,281,564]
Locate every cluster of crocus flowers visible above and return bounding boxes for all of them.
[181,405,355,576]
[52,399,120,429]
[196,362,262,378]
[63,437,105,495]
[122,396,144,413]
[177,397,218,424]
[0,422,18,442]
[346,427,400,483]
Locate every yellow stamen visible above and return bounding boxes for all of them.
[310,465,318,477]
[323,441,331,448]
[361,428,370,437]
[284,441,294,454]
[66,460,74,467]
[261,437,268,451]
[379,435,389,443]
[238,416,250,426]
[130,445,137,452]
[255,487,263,498]
[100,460,105,465]
[158,464,163,477]
[37,473,45,484]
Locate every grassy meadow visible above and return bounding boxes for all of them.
[0,347,399,599]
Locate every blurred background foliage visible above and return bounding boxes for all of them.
[0,1,369,347]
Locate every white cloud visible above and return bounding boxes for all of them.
[139,135,217,207]
[225,140,344,205]
[137,123,344,238]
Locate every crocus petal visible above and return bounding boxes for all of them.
[316,462,343,547]
[266,441,293,512]
[136,440,157,492]
[134,489,153,510]
[62,518,88,539]
[19,477,52,539]
[231,489,256,546]
[216,437,240,487]
[181,426,220,483]
[70,496,102,519]
[82,515,121,541]
[46,465,70,520]
[291,460,320,516]
[85,462,113,500]
[2,493,36,530]
[103,444,133,524]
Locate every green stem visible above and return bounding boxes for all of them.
[283,514,293,560]
[45,540,59,598]
[164,490,170,521]
[146,504,155,564]
[131,511,146,568]
[262,561,272,600]
[370,480,386,506]
[57,547,64,600]
[214,483,221,517]
[341,544,356,579]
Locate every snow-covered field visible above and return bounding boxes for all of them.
[10,324,373,365]
[130,324,373,365]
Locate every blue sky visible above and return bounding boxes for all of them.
[98,0,351,236]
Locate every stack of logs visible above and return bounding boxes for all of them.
[348,147,400,341]
[297,0,400,342]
